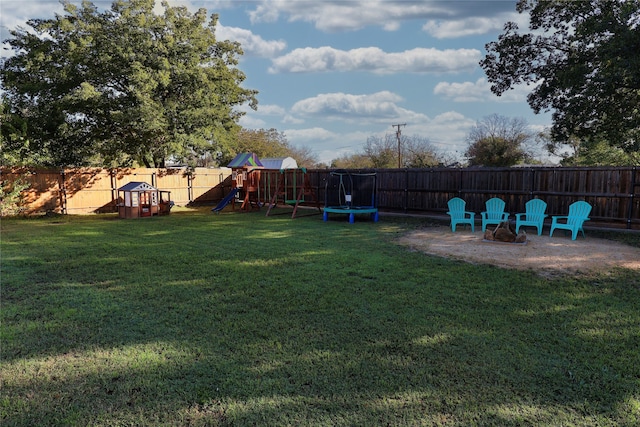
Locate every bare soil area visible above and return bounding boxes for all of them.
[397,226,640,277]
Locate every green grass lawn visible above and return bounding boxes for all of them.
[1,208,639,426]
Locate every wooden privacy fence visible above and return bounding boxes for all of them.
[3,166,639,230]
[1,167,232,215]
[303,167,640,230]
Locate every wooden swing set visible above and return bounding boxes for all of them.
[264,168,321,218]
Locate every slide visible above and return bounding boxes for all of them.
[211,188,238,213]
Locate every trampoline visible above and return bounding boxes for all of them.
[323,171,378,223]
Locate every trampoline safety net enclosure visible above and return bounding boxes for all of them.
[323,171,378,223]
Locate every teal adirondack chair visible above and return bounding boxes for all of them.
[481,198,510,232]
[515,199,548,235]
[446,197,475,232]
[549,201,592,240]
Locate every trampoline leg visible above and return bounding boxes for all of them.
[349,213,355,223]
[323,211,328,221]
[372,212,379,222]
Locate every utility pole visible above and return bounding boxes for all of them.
[392,123,406,168]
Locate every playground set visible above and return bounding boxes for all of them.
[211,152,264,212]
[212,153,378,223]
[211,153,321,218]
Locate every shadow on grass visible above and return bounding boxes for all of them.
[1,212,639,425]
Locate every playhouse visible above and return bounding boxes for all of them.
[117,181,172,219]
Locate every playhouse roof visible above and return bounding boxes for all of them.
[118,181,157,192]
[227,152,264,168]
[260,157,298,170]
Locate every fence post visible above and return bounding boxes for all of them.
[110,169,117,206]
[529,168,535,197]
[628,166,637,230]
[59,169,67,215]
[404,169,409,213]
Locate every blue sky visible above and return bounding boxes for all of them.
[1,0,552,164]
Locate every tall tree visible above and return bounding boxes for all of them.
[364,135,398,168]
[234,128,291,161]
[0,0,257,168]
[464,114,532,167]
[231,128,319,168]
[403,135,442,168]
[538,130,640,166]
[481,0,640,154]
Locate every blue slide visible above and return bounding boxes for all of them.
[211,188,238,213]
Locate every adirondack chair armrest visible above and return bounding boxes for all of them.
[448,211,475,219]
[551,215,569,224]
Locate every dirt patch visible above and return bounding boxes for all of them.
[397,226,640,277]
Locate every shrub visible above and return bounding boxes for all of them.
[1,177,30,216]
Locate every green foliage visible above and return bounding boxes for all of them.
[466,136,526,167]
[403,137,442,168]
[0,0,258,168]
[572,140,640,166]
[1,211,639,425]
[331,153,374,169]
[234,128,291,161]
[1,98,29,166]
[364,135,398,168]
[465,114,531,166]
[481,0,640,155]
[226,128,319,168]
[0,177,30,216]
[540,131,640,166]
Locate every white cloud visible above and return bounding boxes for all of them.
[283,128,371,164]
[269,46,480,74]
[216,24,286,58]
[423,16,508,39]
[284,127,337,142]
[434,78,534,103]
[247,0,516,34]
[238,115,267,128]
[434,78,492,102]
[281,111,478,164]
[426,111,476,151]
[255,104,287,116]
[423,11,530,39]
[291,91,408,121]
[240,102,301,127]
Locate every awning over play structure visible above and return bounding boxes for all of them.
[260,157,298,170]
[227,153,264,168]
